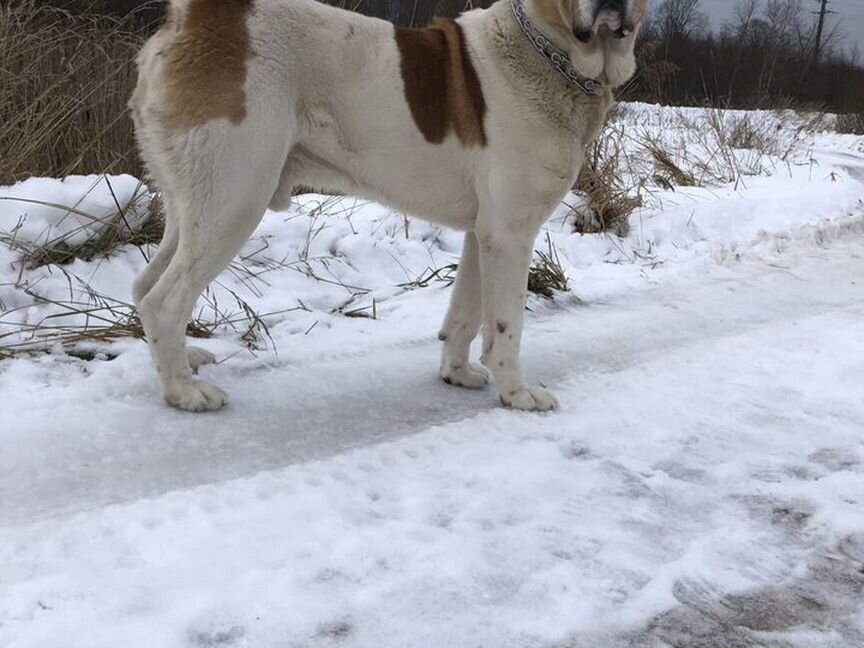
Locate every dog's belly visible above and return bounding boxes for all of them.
[286,124,481,231]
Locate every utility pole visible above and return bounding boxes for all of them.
[812,0,833,65]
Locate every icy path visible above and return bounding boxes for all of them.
[1,230,862,527]
[2,225,864,647]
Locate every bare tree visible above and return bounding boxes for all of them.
[722,0,760,97]
[653,0,709,56]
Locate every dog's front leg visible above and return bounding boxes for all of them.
[475,204,558,412]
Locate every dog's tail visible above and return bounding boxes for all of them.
[128,0,196,113]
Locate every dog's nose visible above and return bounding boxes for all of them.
[598,0,623,11]
[594,0,626,29]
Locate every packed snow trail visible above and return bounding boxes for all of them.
[1,231,862,527]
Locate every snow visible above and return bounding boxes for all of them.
[1,103,863,647]
[0,175,148,248]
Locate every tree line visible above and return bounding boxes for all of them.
[626,0,863,112]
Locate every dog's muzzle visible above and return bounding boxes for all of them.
[575,0,633,40]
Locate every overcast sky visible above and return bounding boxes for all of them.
[699,0,864,57]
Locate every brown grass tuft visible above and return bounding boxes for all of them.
[0,0,145,184]
[527,234,568,299]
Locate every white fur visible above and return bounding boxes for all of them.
[578,0,598,32]
[131,0,642,412]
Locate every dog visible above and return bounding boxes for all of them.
[130,0,647,412]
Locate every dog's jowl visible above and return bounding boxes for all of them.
[130,0,647,412]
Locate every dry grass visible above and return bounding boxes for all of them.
[0,178,161,268]
[0,0,145,184]
[0,185,309,359]
[639,108,800,189]
[0,275,291,360]
[527,234,568,299]
[574,121,644,237]
[570,104,825,238]
[642,136,699,188]
[835,112,864,136]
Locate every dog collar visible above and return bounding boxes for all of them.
[510,0,603,96]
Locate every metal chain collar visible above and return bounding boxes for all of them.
[510,0,603,96]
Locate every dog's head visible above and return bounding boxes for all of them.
[530,0,648,88]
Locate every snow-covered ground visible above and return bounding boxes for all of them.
[1,104,863,647]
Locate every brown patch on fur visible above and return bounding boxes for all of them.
[161,0,254,129]
[395,19,487,147]
[496,321,507,333]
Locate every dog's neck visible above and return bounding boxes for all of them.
[480,0,611,98]
[472,0,612,135]
[510,0,602,96]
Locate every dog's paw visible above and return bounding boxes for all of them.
[441,362,490,389]
[500,386,558,412]
[164,378,228,412]
[187,346,217,371]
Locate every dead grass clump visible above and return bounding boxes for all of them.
[640,108,790,189]
[0,282,283,359]
[573,122,642,237]
[0,0,145,184]
[0,178,161,268]
[0,185,309,358]
[527,235,568,299]
[643,136,698,188]
[0,260,290,359]
[726,115,776,152]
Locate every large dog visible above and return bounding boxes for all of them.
[130,0,647,412]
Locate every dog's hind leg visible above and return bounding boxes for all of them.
[137,127,289,412]
[133,193,214,371]
[139,200,270,410]
[438,232,489,389]
[132,192,179,306]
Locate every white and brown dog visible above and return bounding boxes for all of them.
[130,0,647,412]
